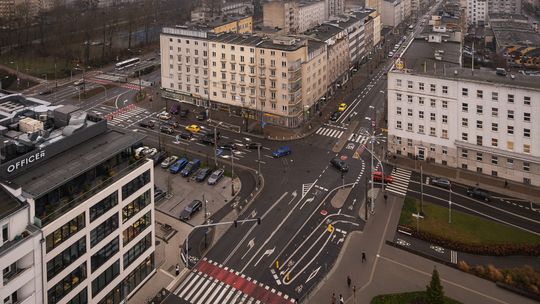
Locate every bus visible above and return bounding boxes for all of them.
[115,58,140,70]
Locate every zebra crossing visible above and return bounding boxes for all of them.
[315,127,344,139]
[174,258,295,304]
[385,168,412,196]
[106,106,152,127]
[347,133,370,144]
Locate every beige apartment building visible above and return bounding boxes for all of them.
[263,0,327,34]
[302,41,328,117]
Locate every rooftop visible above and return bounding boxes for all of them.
[401,39,461,72]
[12,128,145,197]
[210,32,263,46]
[304,24,345,42]
[0,186,23,221]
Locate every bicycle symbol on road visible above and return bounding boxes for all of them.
[346,143,355,150]
[295,284,303,294]
[430,245,445,254]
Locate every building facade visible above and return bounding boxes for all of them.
[263,0,327,34]
[388,68,540,186]
[381,0,404,27]
[325,0,345,18]
[488,0,522,14]
[466,0,488,25]
[298,1,327,33]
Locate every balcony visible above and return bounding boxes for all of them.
[0,225,38,259]
[288,61,302,72]
[3,266,33,289]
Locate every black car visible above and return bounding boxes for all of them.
[39,89,53,95]
[245,142,261,149]
[151,151,167,165]
[330,111,341,121]
[195,168,212,182]
[139,120,155,129]
[179,132,192,140]
[466,187,490,201]
[160,125,174,134]
[330,157,349,172]
[179,109,189,118]
[204,131,221,140]
[196,110,207,121]
[154,188,166,202]
[199,137,215,145]
[180,200,203,220]
[220,142,237,150]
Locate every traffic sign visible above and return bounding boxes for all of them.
[320,210,328,216]
[340,155,348,161]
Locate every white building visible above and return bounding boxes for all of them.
[298,1,327,33]
[388,66,540,186]
[466,0,488,25]
[488,0,522,14]
[0,96,156,304]
[263,0,327,34]
[381,0,404,27]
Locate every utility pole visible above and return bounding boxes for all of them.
[448,186,452,224]
[365,175,369,220]
[257,143,261,186]
[231,148,235,196]
[203,193,207,247]
[420,165,424,214]
[213,125,218,168]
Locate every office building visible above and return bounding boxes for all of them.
[466,0,488,25]
[263,0,327,34]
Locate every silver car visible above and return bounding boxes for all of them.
[431,177,451,189]
[160,155,178,168]
[207,169,224,185]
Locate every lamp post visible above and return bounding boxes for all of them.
[231,147,235,196]
[448,185,452,224]
[360,124,386,213]
[10,61,19,87]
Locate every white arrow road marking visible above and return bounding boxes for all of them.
[306,266,321,283]
[300,197,315,210]
[254,247,275,267]
[241,238,256,260]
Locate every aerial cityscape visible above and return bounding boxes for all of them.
[0,0,539,303]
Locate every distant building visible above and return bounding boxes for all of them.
[488,0,522,14]
[466,0,488,26]
[191,1,254,22]
[188,15,253,34]
[381,0,404,27]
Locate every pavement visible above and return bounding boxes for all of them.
[388,155,540,204]
[307,193,538,304]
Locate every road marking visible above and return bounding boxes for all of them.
[306,266,321,283]
[254,247,275,267]
[451,250,457,264]
[241,238,256,260]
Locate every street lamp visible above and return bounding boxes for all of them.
[448,185,452,224]
[10,61,19,87]
[360,126,386,213]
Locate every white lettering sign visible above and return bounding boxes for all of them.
[7,150,45,173]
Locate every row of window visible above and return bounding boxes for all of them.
[123,190,151,223]
[461,103,531,121]
[123,233,152,269]
[395,93,449,108]
[90,191,118,222]
[46,213,86,253]
[90,214,119,248]
[66,287,88,304]
[92,260,120,297]
[121,170,150,200]
[461,150,532,171]
[47,237,86,281]
[462,88,531,105]
[395,121,449,139]
[395,137,449,155]
[396,79,445,93]
[48,262,87,304]
[91,237,120,272]
[396,107,449,123]
[460,126,531,138]
[123,211,151,246]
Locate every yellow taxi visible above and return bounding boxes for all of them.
[185,124,201,133]
[338,103,347,112]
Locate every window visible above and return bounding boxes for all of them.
[462,103,468,112]
[90,192,118,222]
[462,88,468,96]
[123,212,151,246]
[524,144,531,153]
[442,115,447,123]
[491,156,498,165]
[442,100,448,108]
[430,99,436,107]
[442,146,448,155]
[419,97,425,105]
[507,110,514,120]
[91,214,118,248]
[492,92,498,101]
[407,139,413,147]
[92,260,120,297]
[476,152,483,161]
[419,83,424,90]
[442,86,448,94]
[407,123,413,132]
[419,111,425,119]
[461,149,468,158]
[46,213,85,253]
[122,170,150,200]
[477,167,483,173]
[524,96,531,105]
[430,113,436,121]
[524,178,531,185]
[48,263,87,304]
[523,162,530,172]
[418,125,424,133]
[407,80,413,88]
[67,288,88,304]
[492,171,498,177]
[524,128,531,138]
[47,237,86,281]
[461,164,468,169]
[407,95,413,103]
[430,84,436,92]
[396,93,402,101]
[123,233,152,269]
[507,141,514,150]
[507,158,514,167]
[476,135,483,146]
[492,107,498,117]
[462,132,469,141]
[442,130,448,139]
[397,137,402,144]
[396,121,402,129]
[476,90,483,98]
[407,109,413,117]
[507,126,514,135]
[461,118,468,127]
[396,79,402,86]
[476,120,482,129]
[396,107,402,115]
[492,123,498,132]
[508,94,514,103]
[430,127,436,136]
[91,237,119,272]
[476,105,483,114]
[524,112,531,122]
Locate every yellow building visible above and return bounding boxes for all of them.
[210,15,253,34]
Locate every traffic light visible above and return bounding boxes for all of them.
[234,220,238,228]
[257,218,261,225]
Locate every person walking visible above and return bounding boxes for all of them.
[339,294,344,304]
[331,293,336,304]
[362,252,366,263]
[175,264,180,276]
[347,275,351,288]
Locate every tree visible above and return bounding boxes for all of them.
[426,267,444,304]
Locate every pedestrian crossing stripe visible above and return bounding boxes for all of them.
[385,168,412,197]
[315,127,344,138]
[347,134,370,144]
[174,258,295,303]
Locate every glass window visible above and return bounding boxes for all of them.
[507,126,514,135]
[407,123,413,132]
[66,287,88,304]
[476,90,483,98]
[507,141,514,150]
[407,109,413,116]
[476,120,482,129]
[430,127,436,136]
[507,110,514,120]
[407,80,413,88]
[430,84,436,92]
[47,237,86,281]
[492,138,498,147]
[508,94,514,103]
[396,93,402,101]
[92,260,120,297]
[91,214,118,248]
[442,101,448,108]
[524,144,531,153]
[462,88,468,96]
[492,92,498,101]
[430,113,436,121]
[476,152,483,161]
[91,237,119,272]
[524,96,531,105]
[491,156,498,165]
[442,130,448,139]
[524,128,531,138]
[46,213,85,253]
[442,115,447,123]
[123,212,151,246]
[462,132,469,141]
[524,113,531,122]
[523,162,530,172]
[90,192,118,222]
[123,190,151,223]
[462,103,468,112]
[477,135,483,146]
[396,107,402,115]
[462,118,468,127]
[476,105,483,114]
[47,263,87,304]
[492,107,498,117]
[121,170,150,200]
[442,86,448,94]
[396,79,402,86]
[123,233,152,269]
[461,149,468,158]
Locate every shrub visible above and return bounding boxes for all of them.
[457,261,470,273]
[474,265,486,277]
[487,265,504,282]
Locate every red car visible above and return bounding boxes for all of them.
[372,171,393,183]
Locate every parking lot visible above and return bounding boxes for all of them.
[154,163,237,226]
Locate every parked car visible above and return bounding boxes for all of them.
[139,120,155,129]
[169,158,188,174]
[195,168,212,182]
[178,132,192,140]
[245,142,261,149]
[372,171,393,183]
[185,124,201,133]
[154,187,166,202]
[151,151,167,166]
[160,125,174,134]
[161,155,178,168]
[157,111,172,120]
[199,137,215,145]
[180,200,202,220]
[179,109,189,118]
[73,79,85,86]
[330,157,349,172]
[208,169,224,185]
[39,89,54,95]
[466,187,490,201]
[134,146,149,159]
[220,142,237,150]
[338,103,347,112]
[144,148,158,157]
[204,131,221,139]
[431,177,451,189]
[272,146,291,158]
[196,110,207,121]
[181,159,201,177]
[330,111,341,121]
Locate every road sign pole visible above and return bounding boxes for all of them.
[420,165,424,214]
[449,188,452,224]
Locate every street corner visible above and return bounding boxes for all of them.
[330,186,353,209]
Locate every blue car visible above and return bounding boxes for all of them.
[169,158,188,174]
[272,146,291,158]
[181,159,201,177]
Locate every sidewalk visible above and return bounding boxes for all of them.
[388,155,540,203]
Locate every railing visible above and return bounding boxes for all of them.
[3,267,29,284]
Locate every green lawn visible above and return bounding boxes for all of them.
[399,197,540,246]
[371,291,462,304]
[0,54,77,79]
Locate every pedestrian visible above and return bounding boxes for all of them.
[504,180,508,188]
[347,275,351,288]
[175,264,180,276]
[331,293,336,304]
[362,252,366,263]
[339,294,344,304]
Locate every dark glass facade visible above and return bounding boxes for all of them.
[92,260,120,297]
[47,262,87,304]
[122,211,151,246]
[121,170,150,200]
[91,237,119,272]
[47,236,86,281]
[123,233,152,269]
[91,213,118,248]
[90,192,118,222]
[122,190,151,223]
[66,287,88,304]
[46,213,85,253]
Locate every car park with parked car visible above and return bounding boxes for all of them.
[169,158,188,174]
[431,177,451,189]
[207,169,224,185]
[180,200,202,220]
[181,159,201,177]
[195,168,212,182]
[161,156,178,168]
